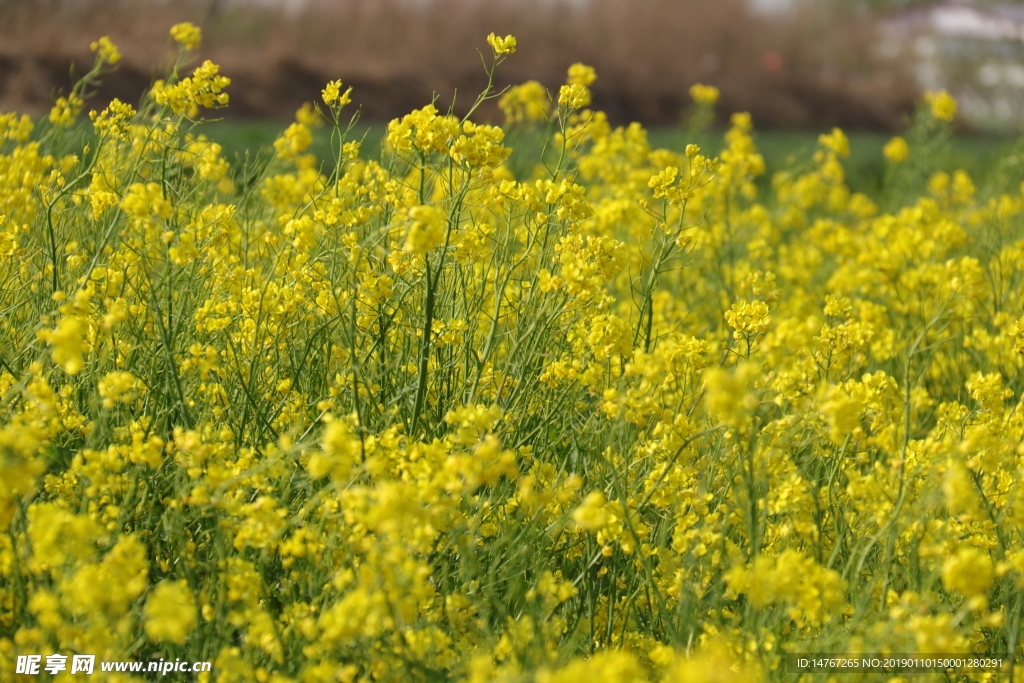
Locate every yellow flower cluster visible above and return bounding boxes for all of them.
[170,21,203,51]
[153,60,230,116]
[689,83,721,105]
[1,28,1020,683]
[925,89,958,122]
[486,32,517,56]
[498,80,549,124]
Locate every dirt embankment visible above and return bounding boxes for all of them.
[0,0,916,129]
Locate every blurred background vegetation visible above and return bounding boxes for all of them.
[2,0,1022,187]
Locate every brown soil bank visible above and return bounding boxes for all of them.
[0,0,916,130]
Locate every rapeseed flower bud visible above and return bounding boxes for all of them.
[386,104,460,155]
[648,166,679,199]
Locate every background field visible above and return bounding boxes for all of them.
[202,120,1017,195]
[0,0,915,129]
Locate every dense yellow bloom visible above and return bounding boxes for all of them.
[586,314,633,360]
[725,550,847,626]
[27,502,105,572]
[153,60,230,115]
[703,362,760,429]
[145,580,198,643]
[274,122,313,161]
[403,204,447,254]
[386,104,460,155]
[559,83,590,110]
[122,182,173,220]
[89,98,136,141]
[942,547,993,598]
[450,121,510,167]
[725,299,771,340]
[98,371,143,408]
[0,111,34,142]
[499,80,549,124]
[306,414,361,482]
[5,24,1024,683]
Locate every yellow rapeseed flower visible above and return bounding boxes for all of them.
[558,83,590,110]
[144,580,198,643]
[499,80,549,124]
[689,83,720,105]
[321,80,353,107]
[170,22,202,50]
[925,89,957,122]
[942,547,993,598]
[883,136,910,162]
[486,33,517,56]
[90,36,121,65]
[41,316,85,374]
[567,63,597,87]
[49,93,83,127]
[403,205,447,254]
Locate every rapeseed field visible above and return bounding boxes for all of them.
[2,25,1023,683]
